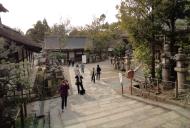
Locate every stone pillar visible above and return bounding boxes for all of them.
[174,48,188,92]
[121,58,125,71]
[161,44,171,82]
[113,58,117,69]
[124,56,131,71]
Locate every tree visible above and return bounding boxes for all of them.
[113,40,126,57]
[155,0,190,53]
[26,18,50,42]
[69,27,89,36]
[117,0,190,78]
[49,19,71,36]
[86,14,122,58]
[117,0,161,78]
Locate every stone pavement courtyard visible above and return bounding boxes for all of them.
[30,61,190,128]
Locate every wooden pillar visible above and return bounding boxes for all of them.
[82,50,84,55]
[20,104,24,128]
[25,49,28,61]
[67,51,69,64]
[24,102,27,117]
[16,52,19,63]
[74,50,76,61]
[32,52,34,66]
[29,51,32,66]
[21,48,25,70]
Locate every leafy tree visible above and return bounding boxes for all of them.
[113,40,126,57]
[117,0,190,78]
[86,14,122,59]
[155,0,190,54]
[117,0,161,78]
[26,18,50,42]
[69,27,89,36]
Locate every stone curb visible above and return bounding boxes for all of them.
[130,85,190,110]
[123,93,190,119]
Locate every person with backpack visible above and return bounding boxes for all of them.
[96,65,101,80]
[59,80,70,112]
[75,72,85,95]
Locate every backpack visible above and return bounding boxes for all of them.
[97,67,101,72]
[80,89,85,95]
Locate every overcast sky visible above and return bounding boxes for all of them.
[1,0,120,33]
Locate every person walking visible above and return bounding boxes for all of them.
[72,59,75,67]
[74,64,80,75]
[75,73,85,95]
[59,80,70,112]
[68,59,71,66]
[91,67,96,83]
[80,63,85,73]
[96,65,101,80]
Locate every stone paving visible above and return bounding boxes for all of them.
[30,60,190,128]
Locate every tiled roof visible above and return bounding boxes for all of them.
[0,4,8,12]
[63,37,87,50]
[44,36,88,50]
[0,24,42,52]
[44,35,62,50]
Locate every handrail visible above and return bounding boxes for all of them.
[14,107,21,121]
[48,111,51,128]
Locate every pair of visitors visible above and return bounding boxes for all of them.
[91,65,101,83]
[59,80,70,112]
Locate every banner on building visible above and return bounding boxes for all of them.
[82,55,87,64]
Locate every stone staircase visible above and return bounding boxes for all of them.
[59,94,190,128]
[30,63,190,128]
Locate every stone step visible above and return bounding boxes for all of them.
[161,116,190,128]
[124,111,181,128]
[64,104,153,127]
[70,98,138,116]
[72,100,137,117]
[50,108,64,128]
[71,95,127,109]
[65,105,152,128]
[63,100,139,126]
[95,107,167,128]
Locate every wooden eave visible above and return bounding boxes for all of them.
[0,24,42,52]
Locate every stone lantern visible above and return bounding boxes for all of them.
[174,48,188,92]
[124,55,131,71]
[161,44,171,82]
[124,46,132,71]
[55,68,63,78]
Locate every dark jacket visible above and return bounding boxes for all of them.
[59,83,70,97]
[75,75,83,85]
[97,67,101,74]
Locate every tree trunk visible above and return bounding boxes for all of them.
[151,1,155,78]
[151,41,155,78]
[170,18,176,55]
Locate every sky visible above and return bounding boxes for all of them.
[0,0,120,33]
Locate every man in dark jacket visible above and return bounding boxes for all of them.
[75,73,85,94]
[96,65,101,80]
[59,80,70,112]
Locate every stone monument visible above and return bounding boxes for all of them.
[161,44,171,82]
[174,48,188,93]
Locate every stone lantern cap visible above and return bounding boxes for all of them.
[174,48,186,61]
